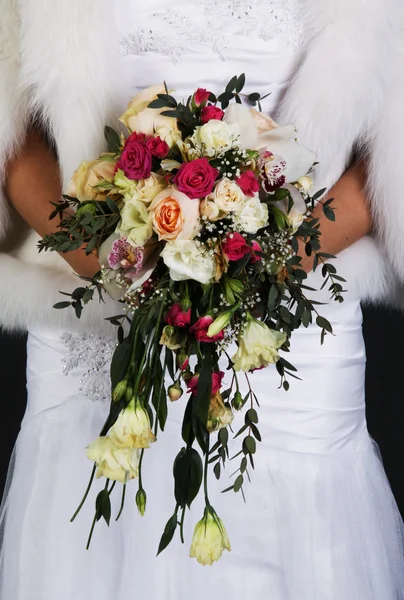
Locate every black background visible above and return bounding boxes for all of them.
[1,305,404,513]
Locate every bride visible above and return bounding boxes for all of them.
[1,0,404,598]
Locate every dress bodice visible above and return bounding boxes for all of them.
[116,0,306,113]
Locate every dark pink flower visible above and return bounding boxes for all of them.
[173,158,218,199]
[201,105,225,125]
[194,88,211,107]
[222,232,251,262]
[117,133,152,180]
[250,241,262,264]
[166,303,191,328]
[190,315,224,343]
[146,136,169,159]
[187,371,224,395]
[236,171,260,196]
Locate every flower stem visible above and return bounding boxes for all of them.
[70,464,96,522]
[115,484,127,522]
[180,505,186,544]
[203,437,211,506]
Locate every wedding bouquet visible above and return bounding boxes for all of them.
[39,75,344,565]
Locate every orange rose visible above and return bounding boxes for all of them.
[149,187,200,242]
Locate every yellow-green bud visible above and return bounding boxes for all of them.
[207,311,232,338]
[125,385,135,404]
[113,380,127,402]
[168,381,183,402]
[136,488,147,516]
[231,390,244,411]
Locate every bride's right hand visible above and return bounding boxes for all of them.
[3,127,101,279]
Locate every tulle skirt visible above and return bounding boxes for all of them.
[1,269,404,599]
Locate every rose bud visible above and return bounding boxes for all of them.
[192,88,211,108]
[201,105,225,124]
[168,381,183,402]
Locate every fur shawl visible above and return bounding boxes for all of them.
[0,0,402,332]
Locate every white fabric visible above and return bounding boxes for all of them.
[1,1,404,598]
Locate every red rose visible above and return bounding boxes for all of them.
[222,232,251,262]
[236,171,260,196]
[250,241,262,264]
[173,158,218,199]
[187,370,224,395]
[146,136,169,159]
[166,303,191,328]
[193,88,211,107]
[201,105,225,125]
[117,133,152,181]
[190,315,224,343]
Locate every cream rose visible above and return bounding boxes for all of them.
[120,84,179,137]
[161,239,215,284]
[68,156,116,202]
[116,197,153,247]
[210,178,246,214]
[200,198,222,221]
[110,400,156,449]
[191,119,240,156]
[235,194,269,234]
[86,436,139,484]
[149,187,200,242]
[190,510,231,566]
[232,318,287,372]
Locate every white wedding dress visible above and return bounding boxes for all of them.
[1,1,404,599]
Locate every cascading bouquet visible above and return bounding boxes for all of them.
[39,75,344,565]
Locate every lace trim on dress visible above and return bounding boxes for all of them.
[61,332,116,403]
[120,0,304,63]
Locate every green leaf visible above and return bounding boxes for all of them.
[104,126,121,153]
[219,428,229,447]
[110,339,131,392]
[53,301,71,309]
[95,489,111,526]
[157,513,178,555]
[173,447,203,508]
[316,316,333,333]
[234,474,244,492]
[213,462,221,480]
[246,408,258,424]
[235,73,246,93]
[243,436,256,455]
[225,75,238,93]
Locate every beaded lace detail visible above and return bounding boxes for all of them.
[120,0,304,63]
[61,332,116,403]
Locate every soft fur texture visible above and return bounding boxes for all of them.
[0,0,403,332]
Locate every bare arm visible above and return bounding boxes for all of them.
[4,130,372,277]
[298,161,372,272]
[4,128,100,278]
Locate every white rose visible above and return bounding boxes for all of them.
[235,194,269,234]
[86,436,139,484]
[119,84,179,138]
[200,198,222,221]
[210,178,246,214]
[161,239,215,284]
[191,120,240,156]
[232,318,287,372]
[155,124,182,149]
[114,170,166,204]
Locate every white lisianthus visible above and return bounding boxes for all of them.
[160,158,182,172]
[114,170,167,204]
[276,184,308,233]
[190,510,231,566]
[232,318,287,372]
[155,123,182,149]
[191,119,240,156]
[200,198,222,221]
[224,103,316,183]
[116,197,153,247]
[110,400,156,449]
[210,178,246,214]
[161,239,215,284]
[296,175,313,192]
[114,169,141,202]
[86,436,139,484]
[235,194,269,234]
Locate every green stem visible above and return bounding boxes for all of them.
[179,505,186,544]
[203,437,211,506]
[71,464,96,522]
[115,484,127,522]
[86,514,97,550]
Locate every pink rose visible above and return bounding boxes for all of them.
[193,88,211,107]
[250,241,262,264]
[222,232,251,262]
[166,303,191,328]
[173,158,218,199]
[146,136,170,159]
[236,171,260,197]
[117,132,152,181]
[201,105,225,125]
[190,315,225,343]
[187,371,224,395]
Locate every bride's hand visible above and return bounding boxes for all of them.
[4,127,101,279]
